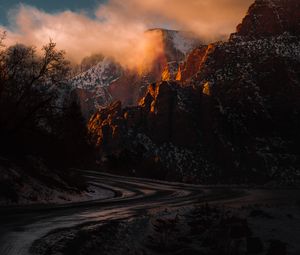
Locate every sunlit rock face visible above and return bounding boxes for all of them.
[71,29,202,119]
[88,81,212,181]
[89,81,202,151]
[89,0,300,184]
[176,45,214,83]
[88,101,124,155]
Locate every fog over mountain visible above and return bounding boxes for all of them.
[0,0,253,69]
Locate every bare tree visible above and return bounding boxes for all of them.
[0,37,70,134]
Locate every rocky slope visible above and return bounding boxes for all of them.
[70,29,202,118]
[88,0,300,184]
[71,58,122,117]
[0,156,90,205]
[88,82,217,181]
[235,0,300,38]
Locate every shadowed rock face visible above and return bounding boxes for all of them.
[190,0,300,177]
[88,82,202,152]
[88,81,210,181]
[138,82,202,147]
[235,0,300,38]
[88,0,300,184]
[71,29,202,119]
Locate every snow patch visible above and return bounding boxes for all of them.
[172,32,200,56]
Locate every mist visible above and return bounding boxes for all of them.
[0,0,254,70]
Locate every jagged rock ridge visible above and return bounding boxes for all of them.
[235,0,300,38]
[88,0,300,183]
[70,29,202,118]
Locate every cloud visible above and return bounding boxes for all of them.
[0,0,254,69]
[98,0,254,40]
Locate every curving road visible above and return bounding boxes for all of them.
[0,171,298,255]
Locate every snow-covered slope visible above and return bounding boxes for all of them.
[87,0,300,184]
[70,58,122,118]
[148,28,201,62]
[166,30,201,56]
[72,58,122,90]
[70,30,202,118]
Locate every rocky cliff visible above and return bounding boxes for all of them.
[71,29,202,118]
[88,0,300,184]
[235,0,300,38]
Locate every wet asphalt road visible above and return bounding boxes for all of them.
[0,171,298,255]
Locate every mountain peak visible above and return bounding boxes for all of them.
[147,28,202,60]
[234,0,300,38]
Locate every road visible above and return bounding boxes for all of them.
[0,171,298,255]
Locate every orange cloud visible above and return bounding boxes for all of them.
[99,0,254,41]
[1,0,254,69]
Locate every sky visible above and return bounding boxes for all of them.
[0,0,254,69]
[0,1,105,25]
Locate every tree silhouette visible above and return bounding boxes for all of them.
[0,38,70,135]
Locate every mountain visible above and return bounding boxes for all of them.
[88,0,300,184]
[148,29,202,61]
[70,29,202,118]
[71,58,122,117]
[234,0,300,38]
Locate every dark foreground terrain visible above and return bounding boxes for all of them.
[0,171,299,255]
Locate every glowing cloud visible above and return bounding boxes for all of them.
[0,0,254,69]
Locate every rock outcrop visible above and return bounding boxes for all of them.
[71,29,202,119]
[88,0,300,184]
[235,0,300,38]
[88,82,212,181]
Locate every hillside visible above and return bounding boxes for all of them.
[70,29,202,118]
[87,0,300,184]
